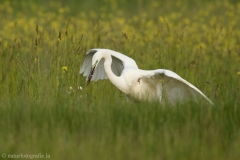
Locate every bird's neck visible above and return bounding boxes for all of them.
[103,54,128,93]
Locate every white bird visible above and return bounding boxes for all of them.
[80,49,214,105]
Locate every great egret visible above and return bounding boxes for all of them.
[80,49,214,105]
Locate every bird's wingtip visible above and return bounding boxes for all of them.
[86,48,106,54]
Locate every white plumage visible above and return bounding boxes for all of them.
[80,48,213,105]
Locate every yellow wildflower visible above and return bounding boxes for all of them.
[61,66,68,73]
[34,58,38,64]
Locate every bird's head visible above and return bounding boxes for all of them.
[86,55,100,85]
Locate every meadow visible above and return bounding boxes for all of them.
[0,0,240,159]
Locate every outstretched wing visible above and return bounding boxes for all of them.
[80,49,138,81]
[140,69,214,105]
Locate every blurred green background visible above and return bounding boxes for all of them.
[0,0,239,159]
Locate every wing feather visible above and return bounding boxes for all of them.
[80,49,136,81]
[141,69,213,105]
[80,50,94,77]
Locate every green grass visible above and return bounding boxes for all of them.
[0,0,240,159]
